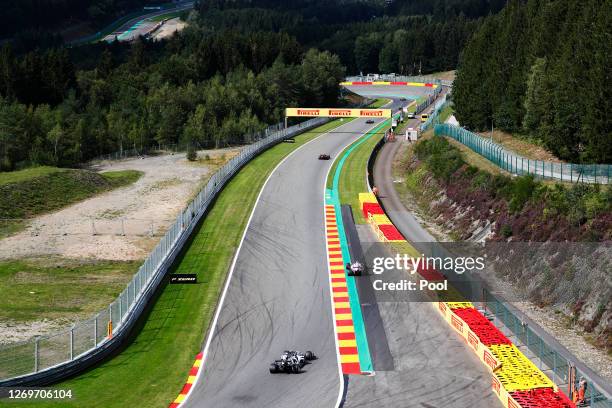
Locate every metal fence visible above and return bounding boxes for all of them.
[434,124,612,184]
[89,122,287,163]
[0,117,328,382]
[418,94,449,131]
[484,296,612,407]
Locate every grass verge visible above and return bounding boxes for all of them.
[0,258,139,323]
[148,11,185,22]
[477,129,563,163]
[7,119,346,408]
[327,120,391,224]
[438,104,453,123]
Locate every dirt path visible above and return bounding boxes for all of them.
[0,148,240,261]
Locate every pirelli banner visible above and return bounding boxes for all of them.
[285,108,391,119]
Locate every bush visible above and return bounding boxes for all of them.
[507,175,536,213]
[186,147,197,162]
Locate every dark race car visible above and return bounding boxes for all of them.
[365,119,375,124]
[269,350,317,374]
[318,154,331,160]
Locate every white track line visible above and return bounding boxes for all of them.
[323,119,385,408]
[179,118,359,407]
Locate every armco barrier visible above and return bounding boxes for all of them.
[435,123,612,184]
[0,116,328,386]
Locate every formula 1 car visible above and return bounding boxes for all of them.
[365,119,375,124]
[346,261,365,276]
[318,154,331,160]
[269,350,317,374]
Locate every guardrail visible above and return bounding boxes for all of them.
[434,124,612,184]
[0,117,328,385]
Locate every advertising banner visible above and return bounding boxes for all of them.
[285,108,391,118]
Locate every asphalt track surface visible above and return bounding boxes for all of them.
[102,1,193,42]
[182,87,497,408]
[181,117,393,408]
[337,86,499,408]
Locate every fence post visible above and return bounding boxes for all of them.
[539,338,544,369]
[70,325,74,360]
[34,337,40,372]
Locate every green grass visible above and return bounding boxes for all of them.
[438,104,453,123]
[7,119,347,408]
[0,168,142,238]
[147,11,185,22]
[0,166,63,186]
[324,98,390,186]
[327,120,392,224]
[368,98,391,108]
[0,258,139,322]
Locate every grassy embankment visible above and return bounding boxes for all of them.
[8,119,348,408]
[0,167,142,238]
[399,135,611,241]
[327,99,390,224]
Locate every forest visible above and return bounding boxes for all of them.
[0,0,168,39]
[0,0,498,171]
[195,0,501,74]
[453,0,611,163]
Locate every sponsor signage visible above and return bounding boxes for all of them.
[483,350,497,370]
[285,108,391,118]
[170,274,197,284]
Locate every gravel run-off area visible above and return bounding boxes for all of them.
[0,148,240,262]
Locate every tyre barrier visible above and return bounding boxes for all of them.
[453,307,512,346]
[510,388,574,408]
[489,345,555,392]
[361,194,406,242]
[361,202,384,219]
[357,192,576,408]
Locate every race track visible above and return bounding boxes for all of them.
[340,86,498,407]
[181,117,391,408]
[181,86,497,408]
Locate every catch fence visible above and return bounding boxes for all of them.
[485,295,612,407]
[435,124,612,184]
[0,117,327,383]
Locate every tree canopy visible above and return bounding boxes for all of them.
[453,0,611,163]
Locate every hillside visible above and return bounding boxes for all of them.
[453,0,611,163]
[0,166,141,237]
[393,134,611,351]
